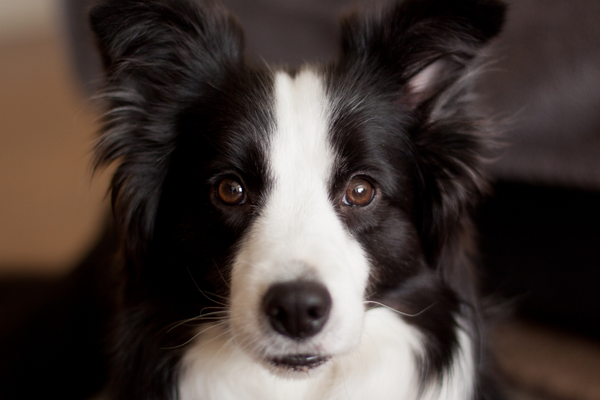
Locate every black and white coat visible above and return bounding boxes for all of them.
[89,0,506,399]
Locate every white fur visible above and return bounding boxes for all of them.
[179,308,417,400]
[179,308,475,400]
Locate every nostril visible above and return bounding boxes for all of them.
[262,281,332,340]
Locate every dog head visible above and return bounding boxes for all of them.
[91,0,504,379]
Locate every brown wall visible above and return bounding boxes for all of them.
[0,26,109,275]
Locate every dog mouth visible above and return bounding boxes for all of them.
[268,354,331,372]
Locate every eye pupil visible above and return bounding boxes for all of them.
[345,178,374,207]
[217,178,245,205]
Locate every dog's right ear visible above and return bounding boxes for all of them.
[339,0,505,108]
[89,0,245,268]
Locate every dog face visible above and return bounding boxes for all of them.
[90,0,505,397]
[155,65,414,374]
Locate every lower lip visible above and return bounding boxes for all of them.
[269,354,331,372]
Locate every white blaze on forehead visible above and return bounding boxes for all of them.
[270,70,334,199]
[264,69,339,265]
[228,68,370,360]
[255,68,367,282]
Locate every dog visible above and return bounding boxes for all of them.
[88,0,506,398]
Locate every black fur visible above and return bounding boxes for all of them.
[91,0,246,268]
[88,0,506,399]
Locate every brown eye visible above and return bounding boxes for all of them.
[344,177,375,207]
[217,178,245,205]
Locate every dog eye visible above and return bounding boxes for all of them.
[344,178,375,207]
[217,178,245,205]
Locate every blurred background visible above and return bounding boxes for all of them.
[0,1,599,399]
[0,0,109,275]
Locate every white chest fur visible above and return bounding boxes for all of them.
[178,308,474,400]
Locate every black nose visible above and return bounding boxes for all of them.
[262,281,332,340]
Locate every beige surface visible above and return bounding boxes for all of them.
[0,0,59,40]
[0,32,109,275]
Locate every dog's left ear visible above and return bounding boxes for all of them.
[340,0,506,265]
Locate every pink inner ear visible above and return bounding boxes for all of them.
[406,60,445,106]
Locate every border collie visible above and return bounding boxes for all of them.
[89,0,506,398]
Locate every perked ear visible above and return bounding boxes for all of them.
[340,0,505,107]
[90,0,244,85]
[89,0,245,266]
[340,0,506,265]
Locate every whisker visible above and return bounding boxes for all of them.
[198,311,229,318]
[201,290,229,302]
[199,310,229,317]
[364,300,437,317]
[184,325,231,352]
[161,321,227,350]
[213,260,231,289]
[162,317,201,334]
[166,313,227,333]
[186,266,229,306]
[199,306,228,314]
